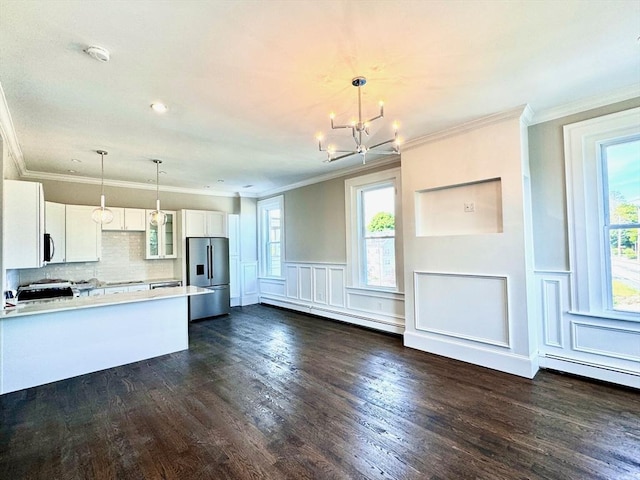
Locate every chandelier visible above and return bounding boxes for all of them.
[316,76,400,164]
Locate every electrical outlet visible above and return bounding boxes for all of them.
[464,202,475,213]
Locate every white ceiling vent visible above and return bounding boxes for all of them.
[85,45,110,62]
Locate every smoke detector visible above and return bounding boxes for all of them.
[85,45,110,62]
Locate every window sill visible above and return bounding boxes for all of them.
[346,285,404,296]
[568,310,640,323]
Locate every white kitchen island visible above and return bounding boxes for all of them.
[0,286,210,394]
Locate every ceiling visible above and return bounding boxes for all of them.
[1,0,638,197]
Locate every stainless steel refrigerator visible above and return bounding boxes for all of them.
[186,237,230,321]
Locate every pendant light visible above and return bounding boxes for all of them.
[91,150,114,224]
[149,159,167,226]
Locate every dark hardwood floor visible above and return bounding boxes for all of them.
[1,304,638,479]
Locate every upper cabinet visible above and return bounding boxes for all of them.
[45,201,66,264]
[4,180,44,269]
[183,210,227,237]
[146,210,176,259]
[102,207,146,232]
[65,205,102,262]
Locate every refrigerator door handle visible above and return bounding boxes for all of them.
[210,244,214,280]
[206,245,211,279]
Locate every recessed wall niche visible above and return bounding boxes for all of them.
[415,177,503,236]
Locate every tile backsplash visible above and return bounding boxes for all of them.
[15,232,178,286]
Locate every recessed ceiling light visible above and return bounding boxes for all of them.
[150,103,168,113]
[243,184,253,188]
[159,170,167,175]
[68,169,77,173]
[217,179,224,183]
[71,158,82,163]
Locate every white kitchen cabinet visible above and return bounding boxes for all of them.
[183,209,227,237]
[127,284,150,292]
[65,205,102,262]
[88,284,150,296]
[45,201,66,264]
[102,286,127,295]
[4,180,44,269]
[146,210,176,259]
[102,207,146,232]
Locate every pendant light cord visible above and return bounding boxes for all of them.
[100,151,105,197]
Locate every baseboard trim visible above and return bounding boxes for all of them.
[260,297,404,335]
[404,331,539,379]
[241,294,260,306]
[539,355,640,389]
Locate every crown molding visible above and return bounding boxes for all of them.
[403,105,530,150]
[520,104,535,126]
[19,169,251,197]
[529,84,640,125]
[0,82,27,176]
[257,155,401,198]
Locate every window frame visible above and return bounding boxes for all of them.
[257,195,284,279]
[563,106,640,321]
[345,167,402,292]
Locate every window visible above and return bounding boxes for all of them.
[258,195,284,278]
[564,107,640,320]
[361,185,396,288]
[346,168,401,290]
[602,139,639,312]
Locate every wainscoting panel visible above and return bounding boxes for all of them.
[260,262,404,334]
[542,278,563,347]
[258,278,285,297]
[572,321,640,362]
[346,289,404,320]
[241,262,259,305]
[329,268,345,307]
[242,262,258,295]
[314,267,328,304]
[230,256,240,300]
[414,272,510,348]
[286,266,298,299]
[299,266,313,302]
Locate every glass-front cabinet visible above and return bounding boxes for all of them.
[145,210,177,259]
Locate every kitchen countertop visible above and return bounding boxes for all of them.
[1,286,209,319]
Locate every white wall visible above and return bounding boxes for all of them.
[401,107,537,378]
